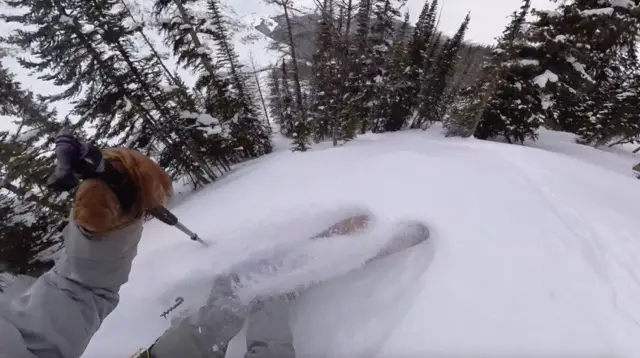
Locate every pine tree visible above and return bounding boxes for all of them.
[154,0,272,166]
[267,68,285,131]
[578,53,640,146]
[418,13,469,127]
[2,0,220,187]
[340,0,373,141]
[525,0,640,134]
[474,0,545,143]
[290,114,312,151]
[0,64,67,276]
[203,0,272,157]
[309,0,339,142]
[444,0,531,139]
[0,191,58,277]
[368,0,403,132]
[405,0,438,112]
[279,60,297,136]
[382,11,413,131]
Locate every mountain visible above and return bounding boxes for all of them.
[252,11,491,87]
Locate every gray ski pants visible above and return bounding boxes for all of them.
[149,273,296,358]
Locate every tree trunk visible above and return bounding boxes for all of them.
[172,0,219,77]
[250,53,271,131]
[119,0,181,86]
[282,1,305,113]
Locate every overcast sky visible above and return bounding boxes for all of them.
[403,0,555,44]
[0,0,557,133]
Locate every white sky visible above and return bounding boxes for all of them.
[0,0,556,133]
[404,0,555,44]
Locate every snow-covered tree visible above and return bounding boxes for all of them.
[2,0,222,187]
[418,13,470,127]
[444,0,533,140]
[405,0,438,110]
[154,0,272,165]
[368,0,403,132]
[340,0,374,140]
[525,0,640,135]
[0,62,67,276]
[309,0,342,142]
[381,11,413,131]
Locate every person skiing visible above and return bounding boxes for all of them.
[0,129,297,358]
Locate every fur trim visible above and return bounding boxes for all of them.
[73,148,172,234]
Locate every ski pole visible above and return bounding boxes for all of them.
[147,206,209,247]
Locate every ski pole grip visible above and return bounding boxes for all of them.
[148,206,178,226]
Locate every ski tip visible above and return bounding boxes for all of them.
[310,214,374,240]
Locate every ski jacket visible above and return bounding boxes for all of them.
[0,215,143,358]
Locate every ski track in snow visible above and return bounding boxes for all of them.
[66,124,640,357]
[491,145,640,330]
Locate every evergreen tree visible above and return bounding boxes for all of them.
[309,0,340,142]
[418,13,469,127]
[2,0,219,187]
[0,62,66,276]
[405,0,438,112]
[279,60,297,136]
[525,0,640,134]
[203,0,272,158]
[382,11,413,131]
[473,59,545,143]
[155,0,273,165]
[0,191,58,277]
[290,114,312,151]
[444,0,531,139]
[267,68,285,131]
[578,55,640,146]
[340,0,373,141]
[368,0,403,132]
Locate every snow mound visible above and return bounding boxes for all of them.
[80,125,640,357]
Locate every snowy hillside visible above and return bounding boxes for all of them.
[75,124,640,357]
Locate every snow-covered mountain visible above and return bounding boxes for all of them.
[76,123,640,357]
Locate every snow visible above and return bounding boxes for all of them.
[554,34,567,42]
[59,15,74,25]
[518,59,539,66]
[15,128,40,142]
[534,70,559,88]
[198,125,222,135]
[610,0,636,9]
[580,7,615,16]
[567,55,594,82]
[72,123,640,357]
[540,94,553,109]
[179,110,198,119]
[196,113,218,125]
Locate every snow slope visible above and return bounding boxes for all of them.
[75,124,640,357]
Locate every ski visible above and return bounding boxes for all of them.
[160,213,430,322]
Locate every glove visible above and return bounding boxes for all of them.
[47,127,105,192]
[73,148,173,234]
[46,127,173,234]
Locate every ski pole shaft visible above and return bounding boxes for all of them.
[147,206,209,246]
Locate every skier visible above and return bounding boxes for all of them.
[0,129,297,358]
